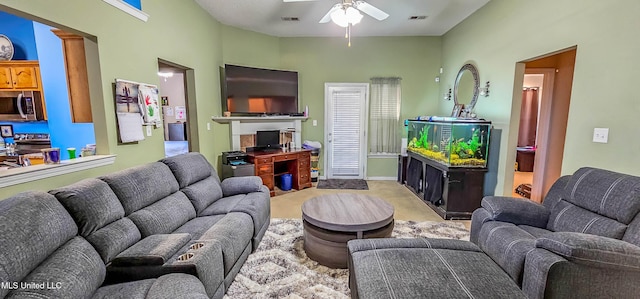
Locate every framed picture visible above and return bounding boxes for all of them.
[161,96,169,106]
[0,124,14,138]
[451,104,463,117]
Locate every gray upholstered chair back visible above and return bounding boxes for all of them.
[0,192,105,298]
[161,152,224,215]
[100,162,197,238]
[544,167,640,243]
[51,178,142,264]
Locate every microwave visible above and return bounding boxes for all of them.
[0,93,45,121]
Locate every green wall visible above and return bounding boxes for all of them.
[439,0,640,195]
[279,36,442,177]
[1,0,224,195]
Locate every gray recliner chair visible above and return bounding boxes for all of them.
[471,167,640,299]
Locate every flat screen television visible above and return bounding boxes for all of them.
[222,64,298,116]
[256,130,281,150]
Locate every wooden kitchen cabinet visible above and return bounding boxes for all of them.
[52,29,92,123]
[0,61,41,90]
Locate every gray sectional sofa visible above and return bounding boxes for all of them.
[0,152,270,299]
[348,167,640,298]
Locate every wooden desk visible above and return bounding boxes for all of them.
[246,149,312,196]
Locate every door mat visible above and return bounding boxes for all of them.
[316,179,368,190]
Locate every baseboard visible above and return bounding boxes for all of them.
[365,176,396,181]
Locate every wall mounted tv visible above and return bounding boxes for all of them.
[222,64,299,116]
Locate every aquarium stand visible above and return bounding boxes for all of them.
[406,152,487,220]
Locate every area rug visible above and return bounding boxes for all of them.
[316,179,369,190]
[224,218,469,298]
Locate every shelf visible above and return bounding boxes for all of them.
[211,116,308,123]
[0,155,116,188]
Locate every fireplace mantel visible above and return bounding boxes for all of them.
[212,116,308,150]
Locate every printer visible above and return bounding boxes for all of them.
[221,151,253,180]
[222,151,248,165]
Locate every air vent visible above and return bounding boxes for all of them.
[281,17,300,21]
[409,16,427,20]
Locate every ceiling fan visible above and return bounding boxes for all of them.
[283,0,389,46]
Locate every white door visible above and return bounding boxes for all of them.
[324,83,368,179]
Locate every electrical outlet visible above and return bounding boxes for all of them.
[312,120,317,126]
[593,128,609,143]
[146,126,152,137]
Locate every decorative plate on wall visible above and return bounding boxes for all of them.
[0,35,14,61]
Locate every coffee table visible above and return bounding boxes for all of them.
[301,193,394,268]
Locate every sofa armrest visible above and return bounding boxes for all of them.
[220,176,264,197]
[536,232,640,271]
[481,196,550,228]
[111,233,191,266]
[348,238,480,255]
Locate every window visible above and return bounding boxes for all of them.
[369,77,401,155]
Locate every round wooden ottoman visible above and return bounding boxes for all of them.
[301,193,394,268]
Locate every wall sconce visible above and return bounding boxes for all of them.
[479,81,490,97]
[443,88,452,101]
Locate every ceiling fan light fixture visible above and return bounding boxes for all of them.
[330,7,349,27]
[345,7,363,25]
[330,5,363,28]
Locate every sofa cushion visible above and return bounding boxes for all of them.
[100,162,180,215]
[220,176,264,197]
[9,237,105,299]
[536,232,640,271]
[112,233,192,266]
[563,167,640,224]
[161,152,221,188]
[350,242,526,298]
[478,221,536,284]
[547,199,627,239]
[197,213,254,275]
[51,178,125,237]
[519,225,552,238]
[91,274,209,299]
[128,191,196,237]
[86,218,142,264]
[623,215,640,247]
[174,215,226,240]
[200,192,270,239]
[0,191,78,299]
[182,176,224,215]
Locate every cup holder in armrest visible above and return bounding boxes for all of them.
[177,252,194,261]
[190,242,205,250]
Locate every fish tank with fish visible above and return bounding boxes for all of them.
[407,118,491,168]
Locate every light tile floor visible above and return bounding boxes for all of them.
[270,180,471,229]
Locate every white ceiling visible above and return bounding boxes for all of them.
[195,0,491,37]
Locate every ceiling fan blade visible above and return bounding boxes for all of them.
[354,1,389,21]
[283,0,319,2]
[319,4,342,23]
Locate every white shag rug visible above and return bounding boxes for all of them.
[224,219,470,299]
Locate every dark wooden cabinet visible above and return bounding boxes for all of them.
[406,152,487,220]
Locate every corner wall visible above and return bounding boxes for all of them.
[440,0,640,195]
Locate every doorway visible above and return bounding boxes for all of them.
[324,83,368,179]
[157,60,191,157]
[512,47,576,202]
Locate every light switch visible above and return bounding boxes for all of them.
[146,126,152,137]
[593,128,608,143]
[313,120,318,126]
[207,122,211,131]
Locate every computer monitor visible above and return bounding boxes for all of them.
[256,130,281,149]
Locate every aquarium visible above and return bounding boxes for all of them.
[407,118,491,168]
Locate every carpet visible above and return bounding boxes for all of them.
[316,179,369,190]
[224,218,470,298]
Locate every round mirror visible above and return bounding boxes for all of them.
[454,63,480,111]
